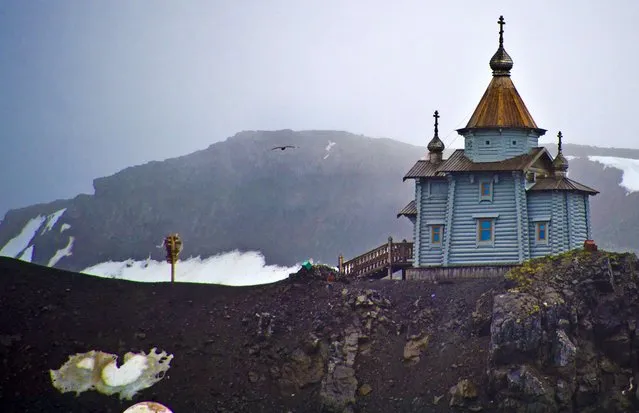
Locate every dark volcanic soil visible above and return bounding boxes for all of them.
[0,257,504,413]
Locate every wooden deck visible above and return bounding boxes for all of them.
[338,237,413,279]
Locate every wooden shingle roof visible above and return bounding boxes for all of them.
[402,160,441,181]
[457,76,546,135]
[528,176,599,195]
[404,148,550,181]
[436,148,548,173]
[397,200,417,218]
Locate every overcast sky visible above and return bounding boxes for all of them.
[1,0,638,216]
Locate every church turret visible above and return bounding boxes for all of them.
[552,131,569,177]
[427,110,445,163]
[457,16,547,163]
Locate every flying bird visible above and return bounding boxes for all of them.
[271,145,297,151]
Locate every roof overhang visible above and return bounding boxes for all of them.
[456,126,547,136]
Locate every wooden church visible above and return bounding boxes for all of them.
[397,16,598,272]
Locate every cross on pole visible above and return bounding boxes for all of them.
[498,15,505,47]
[433,110,440,137]
[557,131,563,153]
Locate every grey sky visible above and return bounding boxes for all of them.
[1,0,638,216]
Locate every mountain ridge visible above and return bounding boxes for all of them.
[0,130,637,272]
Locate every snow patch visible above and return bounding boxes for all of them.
[60,223,71,233]
[0,215,47,258]
[565,155,579,160]
[323,140,336,160]
[48,236,75,267]
[41,208,67,234]
[82,250,302,286]
[18,245,34,262]
[589,156,639,194]
[101,354,148,387]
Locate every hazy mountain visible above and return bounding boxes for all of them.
[0,130,418,271]
[0,131,636,272]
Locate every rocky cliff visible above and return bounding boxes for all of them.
[482,249,639,412]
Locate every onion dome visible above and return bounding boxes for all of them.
[490,15,513,76]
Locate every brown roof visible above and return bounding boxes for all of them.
[397,200,417,218]
[458,76,545,135]
[403,148,554,180]
[528,176,599,195]
[402,160,442,181]
[436,148,548,173]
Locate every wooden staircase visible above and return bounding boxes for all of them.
[338,237,414,279]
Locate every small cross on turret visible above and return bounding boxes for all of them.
[557,131,563,154]
[433,110,440,137]
[498,15,505,47]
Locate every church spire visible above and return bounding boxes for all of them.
[552,131,569,176]
[489,15,514,76]
[457,16,545,136]
[427,110,445,163]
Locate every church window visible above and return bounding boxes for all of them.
[477,219,494,245]
[429,181,448,197]
[512,140,517,146]
[536,222,549,244]
[485,140,490,145]
[479,181,493,201]
[431,225,443,245]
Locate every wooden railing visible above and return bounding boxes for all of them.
[338,237,414,279]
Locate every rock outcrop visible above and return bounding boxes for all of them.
[488,250,639,413]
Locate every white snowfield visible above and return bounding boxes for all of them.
[82,251,303,286]
[0,207,307,285]
[588,156,639,194]
[0,215,47,258]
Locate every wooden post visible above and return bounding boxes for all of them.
[338,254,344,275]
[164,233,182,284]
[387,236,393,279]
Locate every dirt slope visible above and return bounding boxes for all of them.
[0,257,502,413]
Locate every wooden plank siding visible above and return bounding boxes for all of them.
[513,171,531,261]
[417,180,448,266]
[448,172,520,264]
[413,180,422,266]
[568,192,588,249]
[443,176,456,265]
[463,130,541,162]
[550,192,569,253]
[527,191,553,258]
[585,195,592,240]
[406,264,517,281]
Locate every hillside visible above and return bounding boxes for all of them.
[0,131,637,273]
[0,130,419,271]
[2,249,639,412]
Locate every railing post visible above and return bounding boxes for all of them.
[338,254,344,275]
[387,236,393,279]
